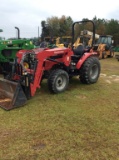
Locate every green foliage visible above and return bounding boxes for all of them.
[41,15,73,39]
[47,16,60,37]
[59,15,73,36]
[40,15,119,46]
[113,33,119,46]
[105,19,119,35]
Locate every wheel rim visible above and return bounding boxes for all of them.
[56,75,67,91]
[90,64,99,80]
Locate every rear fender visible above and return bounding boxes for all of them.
[76,52,98,69]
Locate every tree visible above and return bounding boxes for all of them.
[65,16,73,35]
[40,16,119,46]
[47,16,60,37]
[105,19,119,46]
[41,20,49,40]
[92,17,106,35]
[59,16,73,36]
[105,19,119,35]
[41,15,73,39]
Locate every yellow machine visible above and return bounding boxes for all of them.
[88,37,93,47]
[55,37,65,48]
[97,44,107,59]
[73,30,99,49]
[93,35,114,59]
[73,37,83,49]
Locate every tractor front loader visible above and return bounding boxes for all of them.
[0,20,101,110]
[0,78,27,110]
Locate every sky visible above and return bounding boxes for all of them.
[0,0,119,39]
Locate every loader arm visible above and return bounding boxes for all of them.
[30,61,44,96]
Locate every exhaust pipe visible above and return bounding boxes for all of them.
[0,78,27,110]
[15,27,20,39]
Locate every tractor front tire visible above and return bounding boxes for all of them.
[48,69,69,93]
[80,57,100,84]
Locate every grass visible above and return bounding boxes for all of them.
[0,57,119,160]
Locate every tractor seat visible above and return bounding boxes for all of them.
[71,45,85,62]
[72,45,91,62]
[85,46,91,52]
[73,45,85,56]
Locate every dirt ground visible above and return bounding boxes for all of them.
[100,73,119,84]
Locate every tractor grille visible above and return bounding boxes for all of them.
[1,50,12,57]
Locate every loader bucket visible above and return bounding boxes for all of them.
[0,78,27,110]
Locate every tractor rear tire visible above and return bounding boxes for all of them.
[48,69,69,93]
[80,57,100,84]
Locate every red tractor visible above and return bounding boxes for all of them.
[0,20,101,110]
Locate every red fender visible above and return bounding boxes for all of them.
[76,52,98,69]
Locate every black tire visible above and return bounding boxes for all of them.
[102,52,107,59]
[48,69,69,93]
[109,51,114,58]
[80,57,101,84]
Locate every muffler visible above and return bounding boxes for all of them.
[0,78,27,110]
